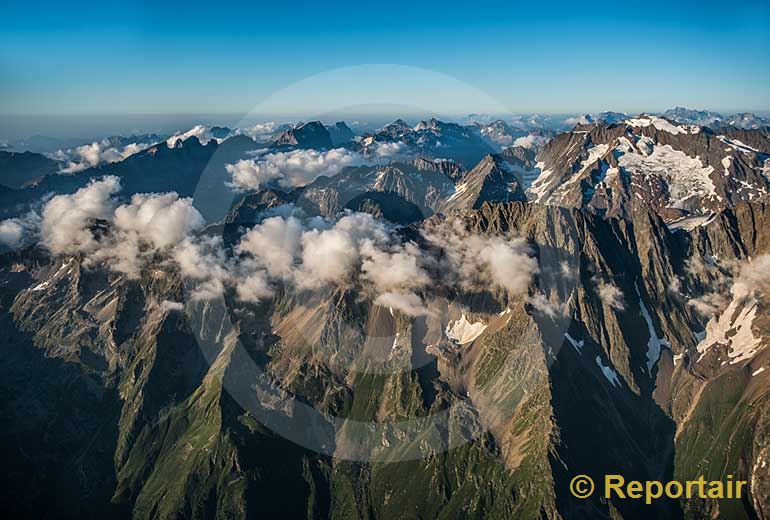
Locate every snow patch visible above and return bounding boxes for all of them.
[31,259,74,291]
[722,156,733,176]
[696,284,762,364]
[667,213,716,231]
[445,314,487,345]
[625,116,695,135]
[718,136,760,154]
[595,356,621,387]
[527,162,554,202]
[618,144,716,211]
[579,144,609,174]
[564,333,584,352]
[636,284,670,374]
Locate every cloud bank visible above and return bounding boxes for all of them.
[16,180,540,316]
[52,140,153,173]
[226,148,364,191]
[13,176,206,278]
[512,134,550,150]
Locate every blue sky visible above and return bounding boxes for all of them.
[1,0,769,117]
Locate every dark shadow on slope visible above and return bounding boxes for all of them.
[548,329,682,520]
[0,312,128,519]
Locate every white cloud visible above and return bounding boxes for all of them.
[598,281,625,311]
[476,238,538,294]
[53,140,152,173]
[174,211,410,304]
[235,122,282,141]
[41,176,121,254]
[226,148,364,191]
[226,158,282,190]
[512,134,549,150]
[236,215,303,279]
[294,212,389,289]
[89,192,205,277]
[113,192,205,249]
[236,272,273,302]
[230,211,431,306]
[528,292,568,319]
[360,241,430,293]
[172,236,231,300]
[372,141,411,160]
[29,182,545,312]
[734,254,770,297]
[166,125,219,148]
[160,300,185,312]
[682,254,768,317]
[374,291,430,316]
[33,176,205,278]
[0,212,40,249]
[565,115,592,126]
[688,292,728,317]
[0,219,26,248]
[421,220,539,295]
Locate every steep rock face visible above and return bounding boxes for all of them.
[343,191,423,224]
[664,201,770,519]
[296,159,456,218]
[438,155,527,213]
[411,156,465,181]
[225,188,298,225]
[326,122,355,146]
[500,145,541,188]
[273,121,333,149]
[1,252,333,518]
[528,119,770,223]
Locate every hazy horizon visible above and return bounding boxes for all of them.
[3,107,770,142]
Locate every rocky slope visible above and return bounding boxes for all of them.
[437,155,527,213]
[2,193,768,518]
[0,150,59,189]
[359,118,495,168]
[295,158,459,219]
[274,121,334,149]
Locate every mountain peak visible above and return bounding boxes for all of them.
[326,121,355,146]
[274,121,333,149]
[438,153,526,212]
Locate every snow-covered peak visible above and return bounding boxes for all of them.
[624,116,700,135]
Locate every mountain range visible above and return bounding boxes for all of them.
[1,109,769,519]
